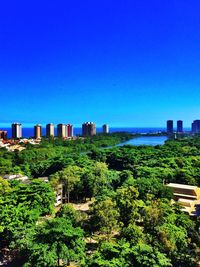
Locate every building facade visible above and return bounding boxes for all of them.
[82,122,96,136]
[12,123,22,139]
[167,183,200,216]
[66,124,73,137]
[0,130,7,140]
[57,124,66,138]
[167,120,173,134]
[102,124,109,134]
[46,123,54,138]
[192,120,200,133]
[34,124,42,139]
[177,120,183,133]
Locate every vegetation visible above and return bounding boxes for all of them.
[0,133,200,266]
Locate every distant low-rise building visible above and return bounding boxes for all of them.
[2,174,29,182]
[55,184,63,206]
[167,183,200,216]
[37,176,63,206]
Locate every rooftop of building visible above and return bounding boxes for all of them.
[167,183,198,190]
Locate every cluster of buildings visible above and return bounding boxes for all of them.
[0,123,75,140]
[166,119,200,134]
[166,120,183,134]
[81,122,109,137]
[0,122,109,140]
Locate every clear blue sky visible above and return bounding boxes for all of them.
[1,0,200,127]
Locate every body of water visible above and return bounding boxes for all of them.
[116,135,168,147]
[2,127,166,138]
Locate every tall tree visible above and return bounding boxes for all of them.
[19,218,85,267]
[90,198,120,239]
[50,166,82,203]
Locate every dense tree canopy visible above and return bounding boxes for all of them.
[0,134,200,266]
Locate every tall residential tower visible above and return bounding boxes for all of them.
[34,124,42,139]
[12,123,22,139]
[102,124,109,134]
[57,124,66,138]
[46,123,54,138]
[192,120,200,133]
[177,120,183,133]
[66,124,73,138]
[82,122,96,136]
[0,131,7,140]
[167,120,173,134]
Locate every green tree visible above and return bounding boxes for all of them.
[130,243,172,267]
[91,198,120,239]
[50,166,82,203]
[121,223,145,245]
[20,218,85,267]
[134,177,173,201]
[56,204,80,226]
[87,240,131,267]
[0,176,12,196]
[116,186,143,226]
[92,162,109,196]
[13,180,55,215]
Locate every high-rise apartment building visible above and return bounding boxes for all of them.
[46,123,54,138]
[0,130,7,140]
[12,123,22,139]
[57,124,66,138]
[66,124,73,137]
[167,120,173,134]
[82,122,96,136]
[102,124,109,134]
[192,120,200,133]
[34,124,42,139]
[177,120,183,133]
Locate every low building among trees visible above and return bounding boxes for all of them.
[167,183,200,216]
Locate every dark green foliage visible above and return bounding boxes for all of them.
[87,240,172,267]
[56,204,80,226]
[18,218,85,267]
[1,134,200,266]
[0,180,55,247]
[133,177,173,201]
[90,198,120,239]
[11,180,55,215]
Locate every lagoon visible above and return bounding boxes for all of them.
[116,135,168,147]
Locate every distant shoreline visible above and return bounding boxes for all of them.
[1,127,191,139]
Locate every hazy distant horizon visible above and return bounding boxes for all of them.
[0,123,192,129]
[1,125,192,139]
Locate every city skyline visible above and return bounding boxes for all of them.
[0,119,199,140]
[1,1,200,126]
[0,119,198,129]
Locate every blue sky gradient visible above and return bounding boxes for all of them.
[1,1,200,127]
